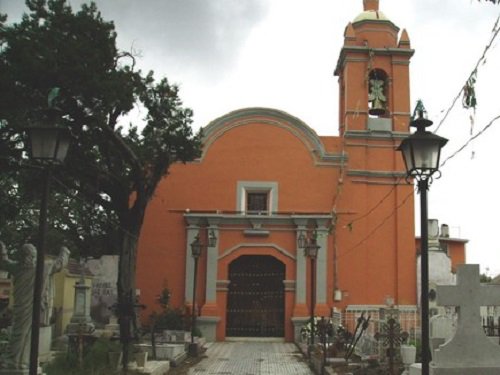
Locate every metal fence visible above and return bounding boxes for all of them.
[342,305,420,344]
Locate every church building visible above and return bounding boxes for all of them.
[136,0,466,342]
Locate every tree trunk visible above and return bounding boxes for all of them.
[116,195,147,373]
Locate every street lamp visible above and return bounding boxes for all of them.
[26,117,70,375]
[189,229,216,356]
[299,230,320,353]
[397,102,447,375]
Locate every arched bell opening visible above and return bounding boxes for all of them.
[368,69,389,117]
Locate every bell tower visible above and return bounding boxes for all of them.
[334,0,413,134]
[333,1,417,307]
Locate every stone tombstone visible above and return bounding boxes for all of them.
[41,246,70,326]
[432,264,500,374]
[355,334,378,359]
[86,256,118,325]
[429,314,455,355]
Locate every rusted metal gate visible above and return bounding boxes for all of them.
[226,255,285,337]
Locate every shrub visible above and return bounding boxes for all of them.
[44,337,122,375]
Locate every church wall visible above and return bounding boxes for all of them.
[136,118,342,341]
[136,1,428,342]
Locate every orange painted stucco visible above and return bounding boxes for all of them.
[136,1,463,342]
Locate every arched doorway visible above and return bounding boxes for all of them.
[226,255,285,337]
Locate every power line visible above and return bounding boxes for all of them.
[345,177,402,229]
[440,113,500,168]
[338,187,416,260]
[434,12,500,134]
[337,12,500,236]
[336,111,500,259]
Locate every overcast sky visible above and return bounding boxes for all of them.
[3,0,500,276]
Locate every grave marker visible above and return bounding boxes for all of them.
[432,264,500,374]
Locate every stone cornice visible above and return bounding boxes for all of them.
[334,46,414,76]
[347,169,406,179]
[345,130,409,140]
[198,108,347,167]
[185,212,333,227]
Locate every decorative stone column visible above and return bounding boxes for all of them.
[199,222,220,341]
[292,219,309,342]
[315,226,329,316]
[184,222,199,303]
[202,221,220,313]
[295,228,307,305]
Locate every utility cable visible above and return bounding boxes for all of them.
[434,12,500,134]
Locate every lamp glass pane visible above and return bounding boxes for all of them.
[297,232,306,249]
[305,244,319,258]
[401,142,414,172]
[412,139,440,170]
[30,128,59,159]
[191,241,202,257]
[55,132,71,162]
[208,230,217,247]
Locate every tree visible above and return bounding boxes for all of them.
[0,0,201,369]
[480,273,493,283]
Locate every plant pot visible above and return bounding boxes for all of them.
[108,351,122,370]
[401,345,417,365]
[135,351,148,368]
[188,343,200,357]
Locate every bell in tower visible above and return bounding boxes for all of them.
[334,0,414,133]
[368,69,388,116]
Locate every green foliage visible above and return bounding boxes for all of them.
[148,288,186,331]
[0,0,201,257]
[156,287,171,310]
[153,307,185,331]
[1,0,201,368]
[44,338,122,375]
[480,273,493,283]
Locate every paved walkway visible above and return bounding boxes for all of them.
[188,341,313,375]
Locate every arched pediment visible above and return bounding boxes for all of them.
[199,107,344,166]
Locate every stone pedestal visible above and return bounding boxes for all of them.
[291,316,309,343]
[38,326,52,363]
[66,281,94,335]
[409,363,421,375]
[135,343,185,361]
[197,316,219,342]
[103,315,120,337]
[0,367,44,375]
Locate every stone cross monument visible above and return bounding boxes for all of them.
[432,264,500,374]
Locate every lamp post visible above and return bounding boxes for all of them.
[189,229,216,356]
[397,102,447,375]
[26,116,70,375]
[298,230,320,354]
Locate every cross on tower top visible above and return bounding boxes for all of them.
[363,0,379,11]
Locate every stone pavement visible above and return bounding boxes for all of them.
[187,341,313,375]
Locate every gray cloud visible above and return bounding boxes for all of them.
[2,0,269,81]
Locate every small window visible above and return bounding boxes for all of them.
[247,192,269,213]
[237,181,278,215]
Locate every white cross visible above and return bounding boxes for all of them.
[433,264,500,370]
[437,264,500,337]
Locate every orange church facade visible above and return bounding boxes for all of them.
[136,0,465,342]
